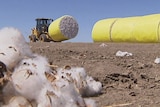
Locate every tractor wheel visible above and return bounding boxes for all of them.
[40,34,48,42]
[29,35,36,42]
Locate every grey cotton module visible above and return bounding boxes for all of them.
[60,15,79,39]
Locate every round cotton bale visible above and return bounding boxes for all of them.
[48,15,79,42]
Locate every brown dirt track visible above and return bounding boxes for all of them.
[30,42,160,107]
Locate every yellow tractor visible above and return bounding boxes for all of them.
[29,18,54,42]
[29,15,79,42]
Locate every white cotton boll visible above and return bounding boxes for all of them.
[59,84,86,107]
[10,55,100,107]
[0,27,32,55]
[55,68,74,88]
[46,69,79,106]
[84,76,102,97]
[37,84,63,107]
[2,96,33,107]
[11,68,43,101]
[57,67,87,81]
[0,45,21,70]
[37,81,87,107]
[15,54,51,82]
[11,55,53,102]
[84,98,97,107]
[54,76,70,89]
[37,87,54,107]
[71,68,102,97]
[38,81,80,107]
[56,67,87,88]
[0,27,25,45]
[70,67,87,80]
[56,67,102,97]
[0,27,32,56]
[29,54,52,82]
[0,27,32,70]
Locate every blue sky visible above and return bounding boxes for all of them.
[1,0,160,42]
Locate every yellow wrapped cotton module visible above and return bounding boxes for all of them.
[48,15,79,42]
[92,18,118,42]
[92,14,160,43]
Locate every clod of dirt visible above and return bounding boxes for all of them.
[102,72,137,90]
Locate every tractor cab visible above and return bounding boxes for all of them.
[36,18,53,34]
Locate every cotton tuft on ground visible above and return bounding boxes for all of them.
[0,27,102,107]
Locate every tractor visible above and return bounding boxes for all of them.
[29,18,54,42]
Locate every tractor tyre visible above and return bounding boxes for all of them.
[40,34,48,42]
[29,35,36,42]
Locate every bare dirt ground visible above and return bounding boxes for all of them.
[30,42,160,107]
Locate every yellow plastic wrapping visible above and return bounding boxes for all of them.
[92,18,118,42]
[92,14,160,43]
[48,16,68,41]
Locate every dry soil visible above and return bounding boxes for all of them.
[30,42,160,107]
